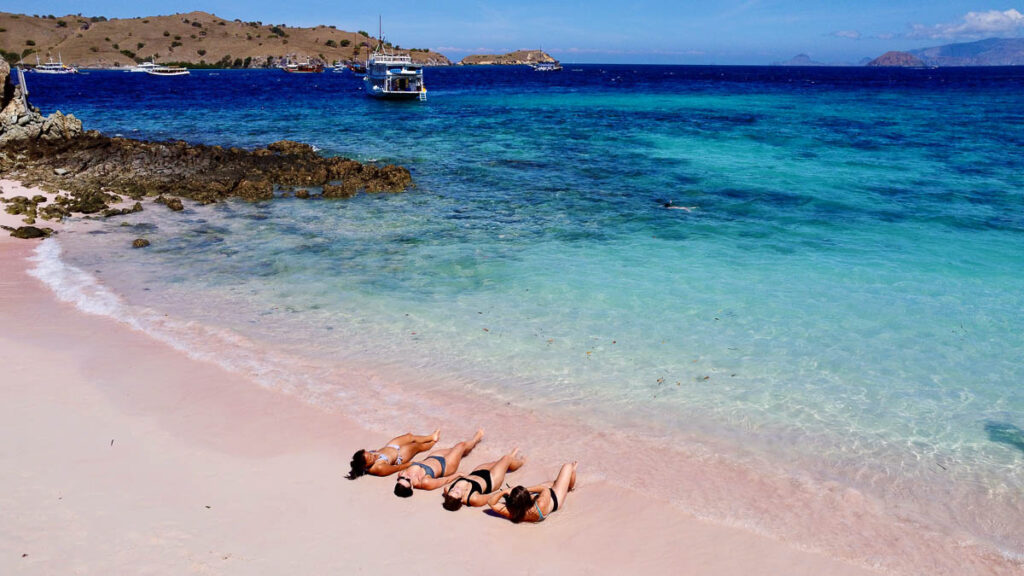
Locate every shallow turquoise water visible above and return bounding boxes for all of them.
[26,66,1024,564]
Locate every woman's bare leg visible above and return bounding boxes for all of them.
[551,462,578,504]
[393,430,440,460]
[487,448,525,489]
[431,428,484,476]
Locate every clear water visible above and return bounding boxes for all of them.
[23,66,1024,572]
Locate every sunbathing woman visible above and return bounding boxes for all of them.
[346,430,440,479]
[487,461,577,523]
[442,447,525,511]
[394,428,484,497]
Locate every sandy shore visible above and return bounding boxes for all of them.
[0,235,881,576]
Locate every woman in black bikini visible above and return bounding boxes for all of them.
[346,430,440,479]
[488,461,577,523]
[393,429,484,497]
[441,447,524,511]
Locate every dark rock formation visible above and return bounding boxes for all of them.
[132,238,150,248]
[2,134,412,206]
[866,51,926,67]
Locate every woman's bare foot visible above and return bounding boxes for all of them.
[508,447,526,470]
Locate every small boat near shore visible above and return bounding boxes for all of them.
[282,59,324,73]
[31,55,78,74]
[532,61,563,72]
[146,65,190,76]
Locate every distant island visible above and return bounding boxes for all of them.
[0,11,451,68]
[773,54,830,66]
[910,37,1024,66]
[866,51,926,68]
[459,49,556,66]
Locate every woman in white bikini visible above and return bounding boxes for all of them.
[346,430,440,479]
[441,447,525,511]
[488,462,577,523]
[393,429,484,497]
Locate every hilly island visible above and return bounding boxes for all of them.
[0,11,451,68]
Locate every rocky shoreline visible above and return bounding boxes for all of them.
[0,60,412,240]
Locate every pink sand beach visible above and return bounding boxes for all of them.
[0,228,890,575]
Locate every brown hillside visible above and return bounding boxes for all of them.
[460,50,555,65]
[0,11,450,68]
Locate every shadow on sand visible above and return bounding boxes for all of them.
[984,421,1024,455]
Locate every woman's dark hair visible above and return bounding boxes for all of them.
[442,492,464,512]
[347,449,367,480]
[503,486,537,523]
[394,480,414,498]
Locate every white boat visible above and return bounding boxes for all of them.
[363,48,426,101]
[532,61,563,72]
[128,60,160,73]
[362,19,426,101]
[32,54,78,74]
[146,65,190,76]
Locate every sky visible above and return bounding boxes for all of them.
[16,2,1024,63]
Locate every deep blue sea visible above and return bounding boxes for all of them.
[19,65,1024,572]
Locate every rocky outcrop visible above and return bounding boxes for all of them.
[1,134,413,207]
[0,59,413,239]
[866,51,926,68]
[0,61,83,145]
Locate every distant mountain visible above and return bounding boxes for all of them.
[866,51,925,67]
[459,50,555,66]
[0,11,451,68]
[773,53,829,66]
[909,37,1024,66]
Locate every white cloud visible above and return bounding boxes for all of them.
[908,9,1024,40]
[830,30,862,39]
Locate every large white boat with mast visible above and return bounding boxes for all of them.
[31,54,78,74]
[362,19,426,101]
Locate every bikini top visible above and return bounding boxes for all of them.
[371,444,404,466]
[451,477,483,501]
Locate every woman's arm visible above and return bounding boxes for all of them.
[417,475,457,491]
[370,461,411,476]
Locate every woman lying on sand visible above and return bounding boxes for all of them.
[488,462,577,523]
[347,430,440,479]
[394,429,484,497]
[441,447,525,511]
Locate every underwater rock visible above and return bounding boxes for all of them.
[233,179,274,202]
[132,238,150,248]
[9,225,49,239]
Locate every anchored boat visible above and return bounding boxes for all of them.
[363,48,426,101]
[146,65,190,76]
[282,59,324,73]
[362,20,426,101]
[31,55,78,74]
